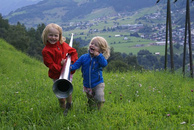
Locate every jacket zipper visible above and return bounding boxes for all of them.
[89,57,92,88]
[93,61,95,70]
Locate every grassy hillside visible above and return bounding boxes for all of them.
[64,5,166,55]
[0,39,194,129]
[5,0,155,27]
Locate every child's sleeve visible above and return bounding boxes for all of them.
[68,47,78,63]
[71,56,83,71]
[64,43,78,64]
[42,50,62,74]
[97,53,108,67]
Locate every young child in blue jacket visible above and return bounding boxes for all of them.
[71,36,110,110]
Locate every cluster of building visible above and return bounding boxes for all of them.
[66,9,194,51]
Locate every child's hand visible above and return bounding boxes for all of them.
[93,50,100,57]
[61,59,66,66]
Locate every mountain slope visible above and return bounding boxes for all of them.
[5,0,155,27]
[0,38,47,85]
[0,0,42,16]
[0,38,194,129]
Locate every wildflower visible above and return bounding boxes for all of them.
[167,114,170,117]
[191,89,193,92]
[180,121,186,124]
[128,100,130,103]
[139,84,142,87]
[31,108,33,111]
[109,91,112,94]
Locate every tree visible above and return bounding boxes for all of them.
[5,22,29,52]
[105,60,128,72]
[130,32,140,37]
[0,14,9,39]
[137,50,160,70]
[0,14,9,29]
[137,49,152,56]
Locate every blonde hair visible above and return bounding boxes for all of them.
[89,36,110,59]
[41,23,65,45]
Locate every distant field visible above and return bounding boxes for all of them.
[65,31,164,55]
[111,43,165,55]
[63,5,167,55]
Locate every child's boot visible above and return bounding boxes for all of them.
[58,98,66,109]
[63,102,73,116]
[97,102,104,110]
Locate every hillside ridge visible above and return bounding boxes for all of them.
[0,38,47,83]
[5,0,155,27]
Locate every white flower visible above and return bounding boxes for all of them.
[180,121,186,125]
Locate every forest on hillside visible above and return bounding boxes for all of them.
[6,0,155,25]
[0,14,191,72]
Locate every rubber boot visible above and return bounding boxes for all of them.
[97,102,104,110]
[63,102,72,116]
[58,98,66,109]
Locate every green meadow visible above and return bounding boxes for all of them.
[0,39,194,129]
[63,5,166,55]
[67,31,163,55]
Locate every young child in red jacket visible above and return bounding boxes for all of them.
[41,23,78,115]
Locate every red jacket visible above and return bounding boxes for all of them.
[42,41,78,79]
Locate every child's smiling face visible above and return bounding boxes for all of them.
[89,40,101,56]
[47,27,60,44]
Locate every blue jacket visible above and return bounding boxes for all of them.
[71,52,108,88]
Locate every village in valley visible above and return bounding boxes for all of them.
[63,8,194,55]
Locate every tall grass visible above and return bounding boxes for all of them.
[0,39,193,129]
